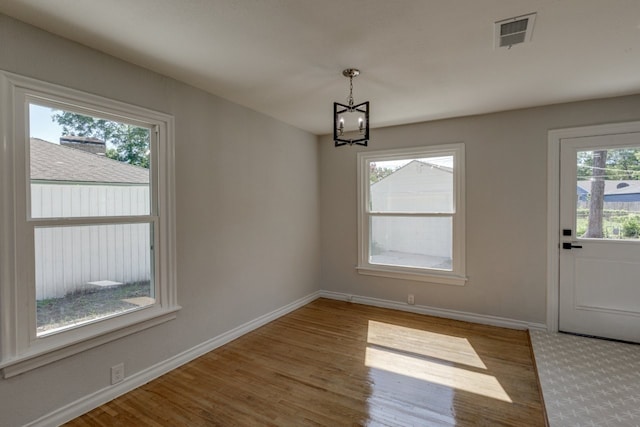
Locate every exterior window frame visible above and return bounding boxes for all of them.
[0,71,179,377]
[356,143,467,285]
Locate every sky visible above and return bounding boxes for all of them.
[29,104,65,144]
[29,103,122,151]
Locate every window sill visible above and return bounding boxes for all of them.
[0,306,181,378]
[356,265,467,286]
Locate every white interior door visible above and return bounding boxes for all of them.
[559,132,640,343]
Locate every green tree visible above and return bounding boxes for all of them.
[577,148,640,180]
[369,163,395,184]
[577,151,595,180]
[605,148,640,180]
[622,215,640,238]
[584,150,607,238]
[52,111,150,168]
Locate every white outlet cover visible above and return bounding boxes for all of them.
[111,363,125,384]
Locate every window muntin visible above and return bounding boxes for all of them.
[0,71,178,376]
[357,144,466,285]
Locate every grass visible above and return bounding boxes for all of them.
[37,281,152,334]
[576,215,640,239]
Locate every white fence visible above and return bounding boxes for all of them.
[577,201,640,212]
[32,183,151,300]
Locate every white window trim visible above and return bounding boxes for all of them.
[356,143,467,285]
[0,71,179,377]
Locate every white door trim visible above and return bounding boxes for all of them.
[547,120,640,332]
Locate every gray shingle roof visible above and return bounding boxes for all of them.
[30,138,149,184]
[577,180,640,195]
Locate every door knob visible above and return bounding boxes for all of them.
[562,242,583,250]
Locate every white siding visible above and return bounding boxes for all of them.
[32,183,151,299]
[31,183,149,218]
[371,162,453,212]
[371,216,452,259]
[370,162,453,258]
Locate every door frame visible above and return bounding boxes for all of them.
[546,120,640,332]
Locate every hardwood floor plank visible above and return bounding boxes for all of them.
[65,299,546,426]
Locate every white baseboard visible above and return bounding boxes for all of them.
[527,322,548,332]
[28,289,546,426]
[319,290,547,331]
[27,291,321,427]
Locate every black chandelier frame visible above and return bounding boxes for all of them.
[333,68,369,147]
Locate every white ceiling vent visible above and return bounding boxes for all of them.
[495,13,536,48]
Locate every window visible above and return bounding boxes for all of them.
[357,144,466,285]
[0,71,178,377]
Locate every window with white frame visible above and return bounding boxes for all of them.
[0,71,178,377]
[357,144,466,285]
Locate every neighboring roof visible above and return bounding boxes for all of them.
[410,159,453,174]
[577,180,640,196]
[372,159,452,187]
[30,138,149,184]
[60,135,105,145]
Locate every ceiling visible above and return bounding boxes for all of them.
[2,0,640,135]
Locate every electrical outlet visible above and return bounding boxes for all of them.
[111,363,125,385]
[408,294,415,305]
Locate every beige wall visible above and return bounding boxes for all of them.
[0,14,319,426]
[319,95,640,324]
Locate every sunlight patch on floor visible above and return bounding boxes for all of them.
[366,321,511,403]
[365,346,513,403]
[367,320,487,369]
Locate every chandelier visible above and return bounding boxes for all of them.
[334,68,369,147]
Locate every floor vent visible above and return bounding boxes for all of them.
[495,13,536,48]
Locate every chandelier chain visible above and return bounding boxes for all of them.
[348,76,354,107]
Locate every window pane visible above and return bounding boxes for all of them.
[29,103,150,218]
[576,148,640,239]
[35,223,154,335]
[370,216,452,270]
[369,156,454,213]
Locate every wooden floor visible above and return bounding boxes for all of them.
[66,299,546,426]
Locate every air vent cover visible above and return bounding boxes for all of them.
[495,13,536,48]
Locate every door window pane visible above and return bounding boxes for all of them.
[35,223,154,335]
[29,103,150,218]
[369,156,454,213]
[370,216,452,270]
[577,148,640,239]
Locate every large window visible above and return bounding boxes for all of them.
[357,144,466,285]
[0,71,178,377]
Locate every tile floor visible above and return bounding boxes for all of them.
[530,330,640,427]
